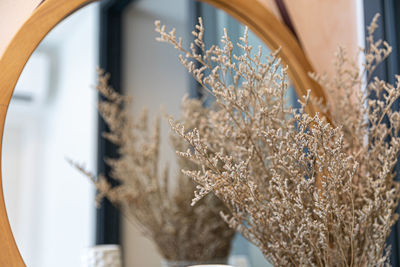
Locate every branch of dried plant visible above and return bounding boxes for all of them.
[69,70,235,262]
[156,15,400,266]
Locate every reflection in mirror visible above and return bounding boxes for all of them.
[2,3,99,267]
[119,1,297,267]
[120,1,192,266]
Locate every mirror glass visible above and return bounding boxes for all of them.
[2,1,298,267]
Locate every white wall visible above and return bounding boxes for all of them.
[0,0,42,57]
[121,1,188,266]
[2,3,98,267]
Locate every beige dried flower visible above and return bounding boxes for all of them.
[156,15,400,266]
[70,70,235,262]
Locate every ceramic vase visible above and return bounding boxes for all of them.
[81,244,122,267]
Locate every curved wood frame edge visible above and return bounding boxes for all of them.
[201,0,328,117]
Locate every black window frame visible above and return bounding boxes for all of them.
[364,1,400,265]
[96,0,135,246]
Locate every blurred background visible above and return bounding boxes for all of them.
[2,0,399,267]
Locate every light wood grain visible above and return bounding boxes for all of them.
[0,0,329,265]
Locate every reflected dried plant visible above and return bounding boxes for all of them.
[69,70,234,262]
[156,15,400,266]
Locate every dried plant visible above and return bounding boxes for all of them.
[156,15,400,266]
[69,70,235,262]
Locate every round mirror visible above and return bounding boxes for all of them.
[0,0,324,266]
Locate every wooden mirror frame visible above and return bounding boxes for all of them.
[0,0,328,265]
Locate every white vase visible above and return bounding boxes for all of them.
[81,244,122,267]
[161,258,229,267]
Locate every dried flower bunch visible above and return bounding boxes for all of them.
[156,15,400,266]
[70,70,235,262]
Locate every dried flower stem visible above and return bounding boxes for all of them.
[70,70,235,262]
